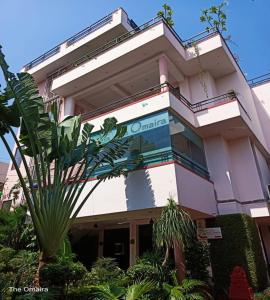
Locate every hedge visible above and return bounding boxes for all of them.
[207,213,268,292]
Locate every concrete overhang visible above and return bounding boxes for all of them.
[23,8,133,83]
[51,21,239,97]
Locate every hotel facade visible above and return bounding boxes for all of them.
[2,8,270,270]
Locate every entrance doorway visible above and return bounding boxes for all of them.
[103,228,130,269]
[138,224,153,256]
[72,233,99,269]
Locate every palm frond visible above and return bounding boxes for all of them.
[125,281,155,300]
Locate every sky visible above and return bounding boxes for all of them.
[0,0,269,163]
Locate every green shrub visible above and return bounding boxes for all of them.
[185,239,210,281]
[85,257,125,285]
[68,286,95,300]
[208,214,267,292]
[40,260,87,288]
[127,251,171,284]
[0,247,37,299]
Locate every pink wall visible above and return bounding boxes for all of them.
[189,71,217,103]
[175,163,217,216]
[228,137,265,202]
[204,135,239,201]
[216,70,268,151]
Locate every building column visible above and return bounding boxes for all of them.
[159,55,169,91]
[129,222,137,266]
[64,96,75,117]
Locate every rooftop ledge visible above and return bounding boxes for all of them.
[22,10,236,81]
[22,8,137,81]
[22,8,267,90]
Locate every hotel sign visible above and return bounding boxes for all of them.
[95,111,169,143]
[197,227,222,240]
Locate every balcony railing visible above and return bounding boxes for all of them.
[248,73,270,87]
[88,149,210,180]
[24,46,61,71]
[23,9,118,71]
[183,27,219,48]
[66,14,113,46]
[80,82,250,121]
[50,16,166,79]
[82,83,165,121]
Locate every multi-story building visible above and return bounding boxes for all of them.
[0,162,8,195]
[2,8,270,269]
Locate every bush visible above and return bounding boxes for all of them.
[68,286,95,300]
[127,251,171,284]
[185,239,210,281]
[208,214,268,292]
[0,247,37,299]
[40,260,87,288]
[85,257,125,285]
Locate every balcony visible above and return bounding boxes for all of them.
[50,16,239,96]
[76,82,250,122]
[22,8,136,82]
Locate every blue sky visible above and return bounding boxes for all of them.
[0,0,269,163]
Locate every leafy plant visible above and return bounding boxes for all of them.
[0,45,135,285]
[208,214,268,292]
[153,197,196,282]
[200,2,227,33]
[86,257,125,285]
[127,251,171,284]
[157,4,174,27]
[91,281,155,300]
[0,246,38,299]
[40,260,86,287]
[185,240,210,282]
[163,273,211,300]
[0,204,36,250]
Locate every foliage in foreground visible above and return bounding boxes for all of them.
[208,214,268,292]
[0,44,134,284]
[153,197,196,282]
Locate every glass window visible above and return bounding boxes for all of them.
[128,125,171,158]
[169,113,207,170]
[86,110,208,178]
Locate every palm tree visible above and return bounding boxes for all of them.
[163,272,211,300]
[91,281,155,300]
[0,45,134,285]
[153,197,196,283]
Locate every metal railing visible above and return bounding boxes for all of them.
[172,151,209,179]
[23,9,118,71]
[24,46,61,71]
[81,82,250,121]
[66,14,113,46]
[183,27,219,48]
[50,16,165,79]
[169,84,251,119]
[248,73,270,87]
[191,92,237,112]
[88,149,209,179]
[82,83,165,121]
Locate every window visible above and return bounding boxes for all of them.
[127,125,171,158]
[169,113,207,173]
[87,110,209,178]
[11,148,22,170]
